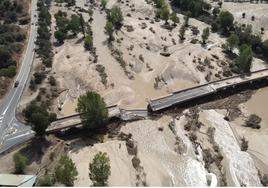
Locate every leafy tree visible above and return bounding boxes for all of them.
[0,47,14,69]
[54,30,66,44]
[160,5,170,24]
[54,11,68,32]
[170,12,180,26]
[76,91,108,130]
[36,0,53,68]
[172,0,211,17]
[30,112,50,137]
[236,44,253,73]
[84,35,93,50]
[13,152,28,174]
[67,14,81,35]
[55,155,78,186]
[179,25,186,41]
[107,6,123,30]
[201,27,210,45]
[89,152,111,186]
[0,65,16,77]
[101,0,107,10]
[226,33,239,51]
[105,21,114,41]
[24,102,56,137]
[219,11,234,33]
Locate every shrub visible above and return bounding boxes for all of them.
[240,137,248,151]
[201,27,210,45]
[245,114,261,129]
[48,76,56,86]
[13,152,28,174]
[38,175,55,186]
[84,35,93,50]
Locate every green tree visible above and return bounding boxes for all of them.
[76,91,108,130]
[107,6,123,30]
[67,14,81,35]
[226,33,239,51]
[170,12,180,26]
[160,5,170,24]
[54,30,66,44]
[179,25,186,41]
[236,44,253,73]
[84,35,93,50]
[24,102,56,137]
[31,112,50,137]
[201,27,210,45]
[55,155,78,186]
[105,21,114,41]
[13,152,28,174]
[219,11,234,33]
[0,65,16,77]
[89,152,111,186]
[101,0,107,10]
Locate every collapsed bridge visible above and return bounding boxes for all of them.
[47,68,268,133]
[149,68,268,111]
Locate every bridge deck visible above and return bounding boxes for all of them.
[46,107,148,133]
[149,69,268,111]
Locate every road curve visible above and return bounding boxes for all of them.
[0,0,38,154]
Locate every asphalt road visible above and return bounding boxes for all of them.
[0,0,38,154]
[150,85,214,111]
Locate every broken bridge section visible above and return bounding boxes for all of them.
[149,69,268,112]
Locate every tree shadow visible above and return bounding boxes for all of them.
[18,138,51,165]
[75,37,84,44]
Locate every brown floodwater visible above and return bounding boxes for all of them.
[245,87,268,127]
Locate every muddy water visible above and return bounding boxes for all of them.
[62,100,78,116]
[245,87,268,127]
